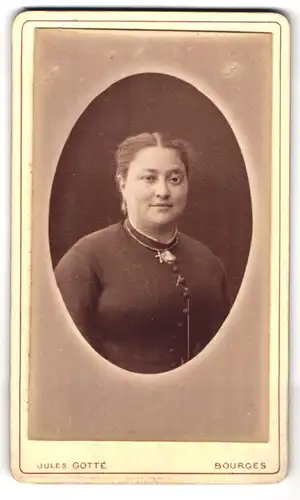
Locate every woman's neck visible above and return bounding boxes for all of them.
[128,218,177,244]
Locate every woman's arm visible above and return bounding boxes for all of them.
[54,244,101,339]
[212,260,231,334]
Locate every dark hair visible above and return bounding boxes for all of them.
[115,132,194,182]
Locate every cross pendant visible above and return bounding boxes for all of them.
[155,252,164,264]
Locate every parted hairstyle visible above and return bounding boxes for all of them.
[115,132,195,213]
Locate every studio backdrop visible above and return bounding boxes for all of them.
[49,72,252,305]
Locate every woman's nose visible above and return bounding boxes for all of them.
[155,180,170,198]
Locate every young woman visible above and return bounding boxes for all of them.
[55,132,230,374]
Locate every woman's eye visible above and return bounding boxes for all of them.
[143,175,156,182]
[169,176,182,184]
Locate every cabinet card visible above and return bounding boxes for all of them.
[10,10,290,484]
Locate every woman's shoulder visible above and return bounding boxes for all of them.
[75,222,123,250]
[179,231,213,254]
[56,222,123,268]
[178,232,225,270]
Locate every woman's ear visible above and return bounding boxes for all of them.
[117,174,126,193]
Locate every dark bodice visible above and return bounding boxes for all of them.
[55,221,230,373]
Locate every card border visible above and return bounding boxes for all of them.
[10,10,290,484]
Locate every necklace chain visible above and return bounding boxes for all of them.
[124,219,179,252]
[129,221,178,245]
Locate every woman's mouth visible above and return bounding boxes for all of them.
[151,204,173,208]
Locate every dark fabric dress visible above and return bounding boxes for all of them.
[54,220,230,374]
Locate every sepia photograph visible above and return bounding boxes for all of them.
[10,10,290,484]
[50,74,251,374]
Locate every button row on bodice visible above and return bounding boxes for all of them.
[159,255,191,365]
[171,261,190,358]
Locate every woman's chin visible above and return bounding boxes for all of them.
[148,212,178,227]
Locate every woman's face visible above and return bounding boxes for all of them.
[120,146,188,231]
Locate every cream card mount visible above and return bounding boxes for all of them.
[10,10,290,484]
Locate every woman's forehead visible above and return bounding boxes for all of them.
[130,146,184,170]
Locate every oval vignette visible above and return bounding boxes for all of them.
[49,72,253,372]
